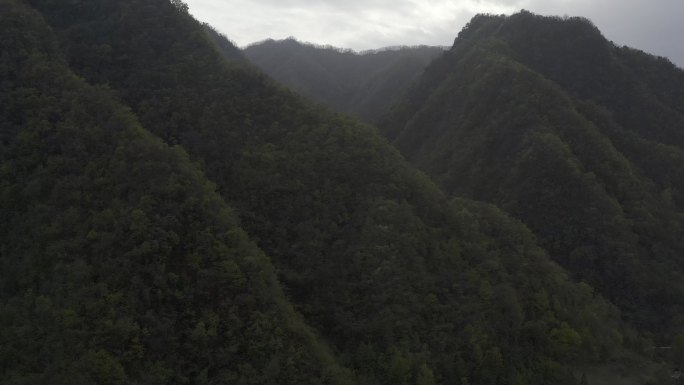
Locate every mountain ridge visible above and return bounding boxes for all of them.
[0,2,352,383]
[243,38,444,121]
[380,10,684,339]
[1,1,676,383]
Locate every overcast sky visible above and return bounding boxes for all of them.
[184,0,684,68]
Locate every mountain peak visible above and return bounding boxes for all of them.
[456,10,606,51]
[381,6,684,343]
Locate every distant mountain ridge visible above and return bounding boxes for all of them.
[244,38,444,121]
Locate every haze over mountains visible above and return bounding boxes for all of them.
[244,40,444,121]
[2,1,683,384]
[183,0,684,68]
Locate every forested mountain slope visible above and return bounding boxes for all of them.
[203,23,246,62]
[244,39,444,121]
[1,0,667,383]
[0,2,351,383]
[380,11,684,340]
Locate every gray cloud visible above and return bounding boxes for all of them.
[184,0,684,67]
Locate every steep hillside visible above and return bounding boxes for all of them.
[244,38,444,121]
[0,1,351,383]
[203,23,246,62]
[380,11,684,340]
[3,0,664,383]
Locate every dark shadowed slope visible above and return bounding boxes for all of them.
[244,38,444,121]
[5,1,665,383]
[203,23,247,63]
[0,1,351,384]
[380,11,684,340]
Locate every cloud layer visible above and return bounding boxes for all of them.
[184,0,684,67]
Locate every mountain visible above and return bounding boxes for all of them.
[0,2,350,384]
[1,1,669,383]
[380,11,684,341]
[203,23,247,62]
[244,38,444,121]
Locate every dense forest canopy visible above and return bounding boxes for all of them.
[0,1,681,384]
[380,10,684,343]
[0,1,351,383]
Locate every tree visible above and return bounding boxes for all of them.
[417,363,436,385]
[170,0,188,12]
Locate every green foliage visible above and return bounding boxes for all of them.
[202,23,246,62]
[3,2,662,384]
[381,10,684,341]
[0,2,351,383]
[416,363,436,385]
